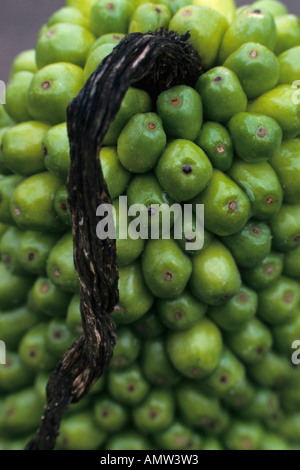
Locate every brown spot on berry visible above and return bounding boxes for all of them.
[250,49,259,58]
[164,271,173,281]
[220,295,229,302]
[238,294,248,303]
[43,146,48,157]
[266,196,274,205]
[242,439,252,450]
[228,200,238,212]
[175,436,185,446]
[182,164,193,174]
[155,7,161,13]
[106,2,115,10]
[114,304,123,314]
[127,383,136,392]
[46,30,55,37]
[29,349,37,358]
[41,81,51,90]
[171,97,181,106]
[53,329,62,339]
[285,293,293,303]
[147,121,156,130]
[101,409,109,418]
[53,267,61,278]
[265,265,275,275]
[214,75,223,82]
[190,368,201,376]
[112,35,121,40]
[251,226,261,235]
[256,346,265,355]
[13,206,21,217]
[114,357,126,367]
[149,410,158,419]
[294,234,300,243]
[217,144,225,154]
[182,9,192,16]
[28,252,35,261]
[40,282,49,294]
[60,202,68,213]
[219,374,229,384]
[257,127,267,137]
[6,407,15,417]
[173,311,183,320]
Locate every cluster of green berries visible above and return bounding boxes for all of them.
[0,0,300,451]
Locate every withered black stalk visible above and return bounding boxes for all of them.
[25,28,202,451]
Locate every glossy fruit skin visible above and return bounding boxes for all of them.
[166,318,223,379]
[45,319,76,358]
[192,169,251,237]
[0,175,24,224]
[227,112,282,163]
[223,419,264,451]
[221,220,272,268]
[283,245,300,279]
[103,87,152,146]
[272,310,300,355]
[54,185,71,226]
[2,121,50,176]
[169,5,228,71]
[195,121,233,172]
[117,113,167,173]
[156,290,207,331]
[4,387,45,434]
[132,309,165,339]
[30,276,71,318]
[104,430,153,451]
[42,123,70,180]
[129,3,171,33]
[36,23,95,69]
[274,14,300,55]
[112,198,144,268]
[132,388,175,433]
[269,204,300,252]
[218,7,277,63]
[90,33,125,52]
[196,67,247,123]
[18,323,58,372]
[257,276,300,325]
[199,346,245,398]
[0,262,33,311]
[101,147,131,198]
[142,239,192,300]
[269,139,300,204]
[241,251,283,291]
[155,139,213,202]
[156,85,203,141]
[208,284,258,332]
[0,304,38,350]
[19,231,59,275]
[107,364,150,406]
[5,71,34,123]
[223,42,280,99]
[9,49,37,77]
[46,6,89,28]
[176,381,222,429]
[247,351,292,388]
[57,412,106,450]
[112,261,153,324]
[141,336,181,387]
[0,226,26,275]
[46,231,79,293]
[278,46,300,85]
[252,0,288,17]
[225,317,273,364]
[83,43,115,82]
[0,351,35,392]
[89,0,134,37]
[247,85,300,140]
[27,62,84,125]
[228,160,283,220]
[189,238,241,305]
[93,396,129,433]
[153,421,193,450]
[222,376,255,411]
[110,326,141,369]
[10,172,66,233]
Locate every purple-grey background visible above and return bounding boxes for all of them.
[1,0,299,83]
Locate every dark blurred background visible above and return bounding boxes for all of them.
[0,0,299,83]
